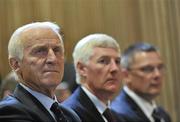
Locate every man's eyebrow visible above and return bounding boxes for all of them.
[30,44,62,49]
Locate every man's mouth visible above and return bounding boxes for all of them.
[44,70,59,73]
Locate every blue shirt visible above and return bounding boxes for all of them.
[20,83,58,120]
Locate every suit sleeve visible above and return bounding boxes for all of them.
[0,105,34,122]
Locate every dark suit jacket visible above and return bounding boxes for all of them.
[111,89,171,122]
[62,86,124,122]
[0,84,81,122]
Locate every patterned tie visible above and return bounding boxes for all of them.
[152,108,161,122]
[50,102,67,122]
[103,108,115,122]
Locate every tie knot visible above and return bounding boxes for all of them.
[50,102,67,122]
[103,108,111,116]
[152,108,161,122]
[103,108,115,122]
[51,102,60,112]
[50,102,59,111]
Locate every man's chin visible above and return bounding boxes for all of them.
[42,78,61,85]
[106,86,120,94]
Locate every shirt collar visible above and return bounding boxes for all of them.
[124,86,157,122]
[81,86,110,114]
[20,83,57,112]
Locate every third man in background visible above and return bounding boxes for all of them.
[111,42,171,122]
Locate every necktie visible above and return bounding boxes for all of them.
[103,108,115,122]
[50,102,67,122]
[152,108,161,122]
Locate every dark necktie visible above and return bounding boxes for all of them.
[103,108,115,122]
[152,108,161,122]
[50,102,67,122]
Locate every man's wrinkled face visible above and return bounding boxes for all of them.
[19,28,64,90]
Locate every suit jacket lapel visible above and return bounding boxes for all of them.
[77,87,105,122]
[122,90,150,122]
[13,84,55,122]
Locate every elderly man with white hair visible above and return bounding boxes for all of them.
[0,22,81,122]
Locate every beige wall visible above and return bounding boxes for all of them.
[0,0,179,121]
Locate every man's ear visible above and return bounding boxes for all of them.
[9,58,21,72]
[77,61,87,77]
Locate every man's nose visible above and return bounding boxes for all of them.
[110,60,119,72]
[46,49,57,63]
[153,67,162,77]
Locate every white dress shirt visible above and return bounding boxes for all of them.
[124,86,157,122]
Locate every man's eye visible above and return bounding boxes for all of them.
[98,59,109,64]
[158,64,165,71]
[34,48,47,55]
[115,59,120,65]
[140,66,154,73]
[53,47,62,53]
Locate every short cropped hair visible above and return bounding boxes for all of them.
[121,42,159,69]
[8,22,63,60]
[73,33,121,84]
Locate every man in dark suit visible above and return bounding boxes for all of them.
[111,42,171,122]
[0,22,81,122]
[62,34,124,122]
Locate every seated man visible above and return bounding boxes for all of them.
[55,82,71,102]
[0,22,81,122]
[62,33,124,122]
[0,71,18,99]
[111,42,171,122]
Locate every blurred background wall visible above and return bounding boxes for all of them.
[0,0,179,121]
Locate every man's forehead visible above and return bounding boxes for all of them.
[32,42,62,48]
[24,40,62,49]
[21,27,59,41]
[92,47,120,58]
[133,52,163,65]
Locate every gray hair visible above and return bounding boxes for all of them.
[8,21,63,60]
[73,33,121,84]
[121,42,159,69]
